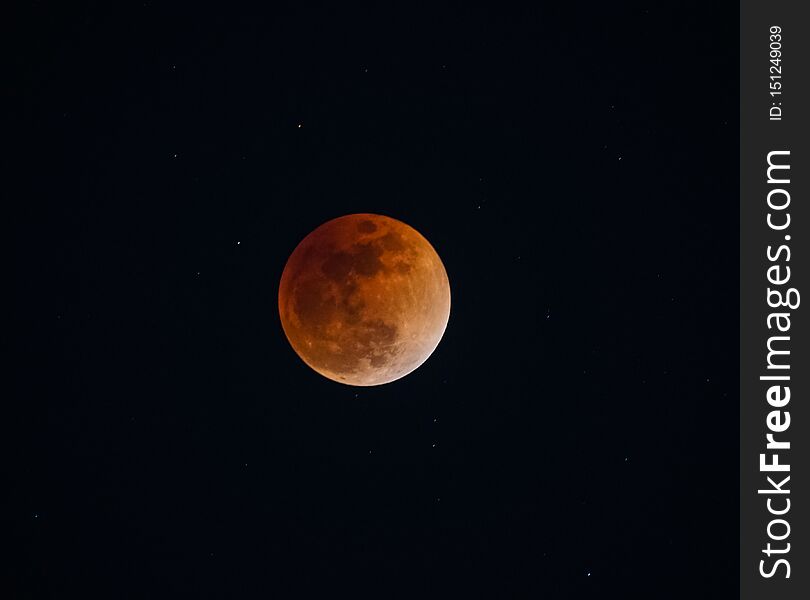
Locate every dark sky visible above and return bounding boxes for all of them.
[11,2,738,597]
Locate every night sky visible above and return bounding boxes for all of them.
[11,2,738,597]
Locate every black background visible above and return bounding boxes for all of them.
[10,2,738,597]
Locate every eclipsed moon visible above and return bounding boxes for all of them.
[278,213,450,386]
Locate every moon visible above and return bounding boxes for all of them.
[278,213,451,386]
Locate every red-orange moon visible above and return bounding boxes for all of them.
[278,214,451,386]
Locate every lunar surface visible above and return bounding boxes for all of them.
[278,213,451,386]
